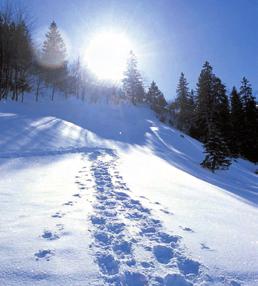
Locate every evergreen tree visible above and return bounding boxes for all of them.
[42,21,66,68]
[229,87,243,157]
[201,122,231,172]
[188,89,196,135]
[41,21,67,100]
[194,62,232,169]
[122,51,145,104]
[174,73,195,133]
[212,76,231,147]
[0,9,32,101]
[194,61,214,141]
[239,77,258,162]
[146,81,167,114]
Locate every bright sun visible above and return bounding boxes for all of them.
[84,31,133,81]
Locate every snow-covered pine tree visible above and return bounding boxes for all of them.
[201,122,231,172]
[146,81,167,114]
[239,77,258,163]
[229,86,243,157]
[122,51,145,105]
[174,73,195,133]
[41,21,67,100]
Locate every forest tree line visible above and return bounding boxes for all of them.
[171,66,258,168]
[0,7,257,170]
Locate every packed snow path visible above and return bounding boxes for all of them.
[83,149,210,286]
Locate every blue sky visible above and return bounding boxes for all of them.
[14,0,258,99]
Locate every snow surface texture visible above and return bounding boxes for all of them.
[0,96,257,285]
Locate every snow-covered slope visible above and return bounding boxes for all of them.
[0,96,257,286]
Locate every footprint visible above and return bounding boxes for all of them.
[96,194,108,201]
[52,212,65,218]
[73,193,81,198]
[103,209,117,217]
[164,274,192,286]
[139,196,147,199]
[106,222,125,234]
[141,226,156,235]
[91,215,106,225]
[151,219,161,225]
[178,257,200,275]
[97,254,119,275]
[41,230,59,240]
[200,243,213,251]
[63,201,73,206]
[160,209,173,215]
[104,200,116,208]
[158,232,180,244]
[141,261,153,268]
[115,191,129,200]
[126,211,144,220]
[94,232,112,246]
[34,249,54,261]
[126,259,136,267]
[112,240,132,255]
[180,226,194,233]
[153,245,174,264]
[122,271,147,286]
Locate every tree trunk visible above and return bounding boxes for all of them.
[51,86,55,101]
[36,79,40,102]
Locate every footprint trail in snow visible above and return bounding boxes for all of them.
[33,149,239,286]
[87,149,206,286]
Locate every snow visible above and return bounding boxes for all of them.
[0,96,257,285]
[0,153,99,285]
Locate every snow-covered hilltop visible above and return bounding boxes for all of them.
[0,97,257,286]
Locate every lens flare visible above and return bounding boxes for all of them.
[84,31,133,81]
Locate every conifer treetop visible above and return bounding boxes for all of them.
[41,21,66,68]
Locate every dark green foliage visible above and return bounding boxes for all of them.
[194,63,231,146]
[193,62,232,170]
[239,77,258,162]
[229,87,243,157]
[201,123,231,172]
[122,51,145,104]
[0,9,32,101]
[194,61,214,142]
[174,73,195,133]
[146,81,167,114]
[212,76,231,147]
